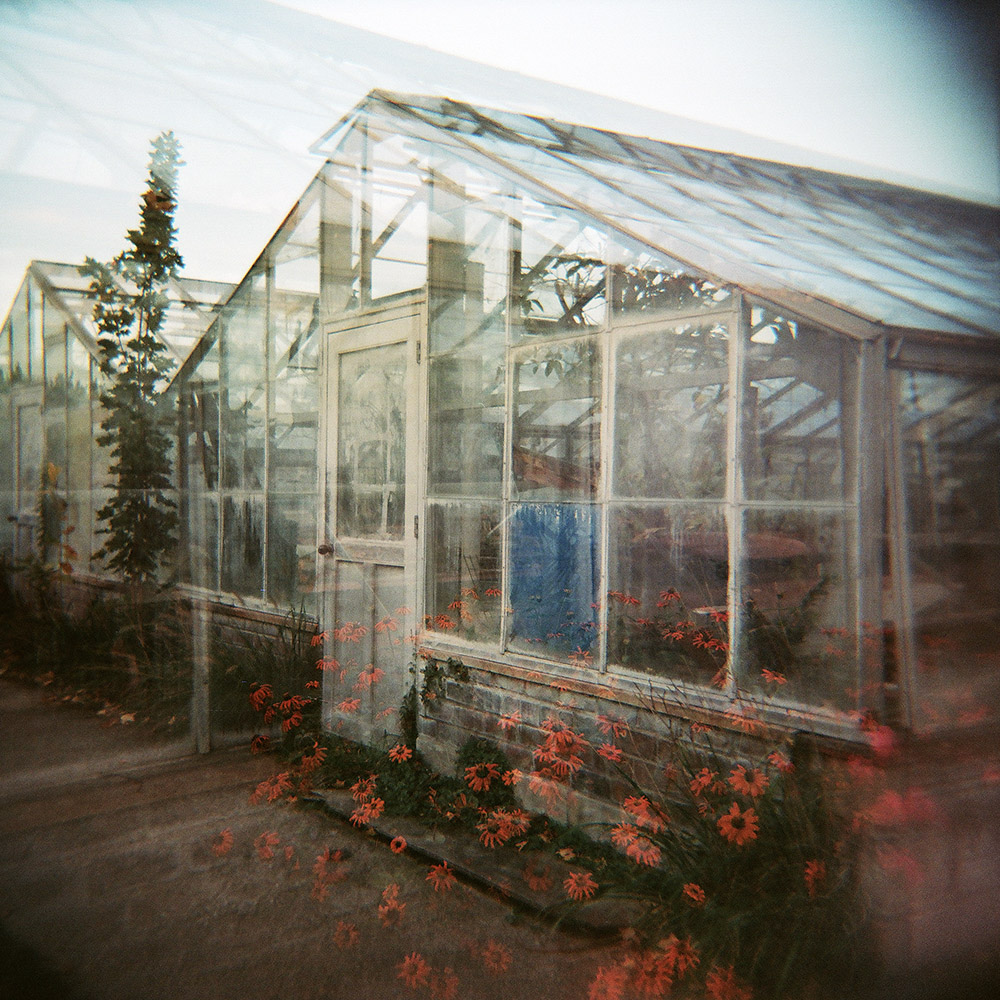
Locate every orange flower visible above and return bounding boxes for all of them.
[349,796,385,827]
[625,835,661,868]
[379,894,406,927]
[426,862,457,892]
[465,761,501,792]
[249,683,272,711]
[660,934,700,978]
[522,861,553,892]
[480,939,512,974]
[212,828,234,857]
[622,795,668,832]
[299,742,326,774]
[717,802,759,846]
[767,750,794,773]
[497,710,521,731]
[760,667,786,685]
[682,882,706,906]
[611,823,639,851]
[501,768,523,786]
[804,859,826,897]
[534,721,588,776]
[254,831,279,860]
[388,743,413,763]
[332,920,358,949]
[728,765,769,798]
[397,951,431,989]
[631,951,675,997]
[429,967,459,1000]
[598,742,624,762]
[596,714,630,738]
[337,697,361,713]
[250,734,271,754]
[351,773,378,801]
[564,870,598,901]
[390,836,407,854]
[706,964,752,1000]
[587,965,628,1000]
[690,767,718,797]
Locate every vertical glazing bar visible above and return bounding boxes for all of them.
[359,121,373,309]
[886,368,916,728]
[726,295,746,698]
[499,205,520,656]
[262,259,273,602]
[855,337,887,720]
[597,259,614,674]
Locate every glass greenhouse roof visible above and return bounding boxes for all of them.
[317,92,1000,339]
[21,260,234,366]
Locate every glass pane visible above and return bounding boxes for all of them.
[221,495,264,598]
[16,403,42,512]
[613,320,729,499]
[512,336,600,501]
[608,504,729,683]
[899,369,1000,728]
[187,493,219,591]
[9,285,29,381]
[611,261,732,317]
[507,502,599,660]
[427,168,509,356]
[337,341,407,539]
[427,351,505,498]
[744,312,857,503]
[221,278,266,490]
[740,509,855,712]
[267,493,318,614]
[425,502,502,643]
[514,212,607,339]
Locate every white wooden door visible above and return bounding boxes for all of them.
[318,301,423,747]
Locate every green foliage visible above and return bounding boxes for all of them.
[420,655,469,704]
[563,733,871,999]
[82,131,184,586]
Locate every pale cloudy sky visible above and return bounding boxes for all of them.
[278,0,1000,203]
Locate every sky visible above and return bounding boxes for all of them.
[276,0,1000,203]
[0,0,997,314]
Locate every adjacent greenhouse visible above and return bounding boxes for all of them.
[0,260,231,571]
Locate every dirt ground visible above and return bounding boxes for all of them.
[0,677,616,1000]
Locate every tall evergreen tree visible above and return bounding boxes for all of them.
[82,132,183,588]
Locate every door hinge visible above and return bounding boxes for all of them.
[415,341,421,364]
[413,514,419,539]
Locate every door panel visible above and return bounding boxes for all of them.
[320,305,421,748]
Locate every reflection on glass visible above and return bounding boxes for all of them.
[221,279,267,491]
[512,337,600,501]
[744,313,856,503]
[611,263,732,316]
[426,502,502,643]
[614,322,728,499]
[608,504,729,684]
[221,495,264,598]
[741,509,853,712]
[267,494,318,614]
[899,369,1000,727]
[428,352,504,497]
[337,342,406,538]
[519,253,606,334]
[508,503,599,660]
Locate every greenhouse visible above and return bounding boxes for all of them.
[0,260,231,569]
[4,90,999,755]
